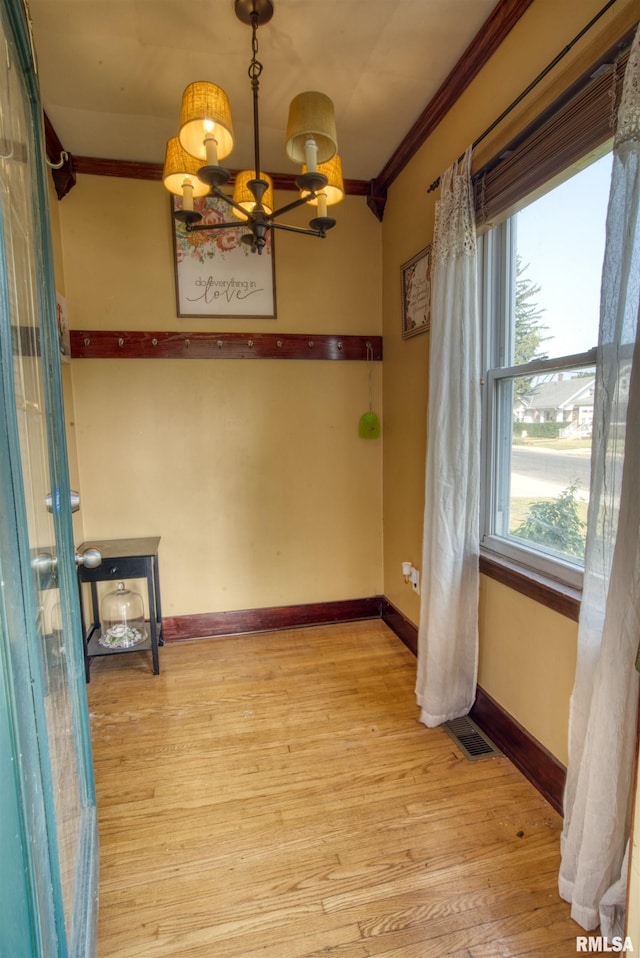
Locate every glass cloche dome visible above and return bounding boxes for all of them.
[99,581,146,649]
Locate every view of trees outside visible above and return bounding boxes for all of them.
[505,153,612,562]
[514,256,548,369]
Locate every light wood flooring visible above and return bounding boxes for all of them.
[87,619,580,957]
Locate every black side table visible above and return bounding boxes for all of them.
[77,536,163,681]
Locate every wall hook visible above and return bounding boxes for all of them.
[46,150,69,170]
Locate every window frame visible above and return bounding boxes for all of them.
[479,215,599,591]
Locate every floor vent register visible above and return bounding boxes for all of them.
[443,715,502,761]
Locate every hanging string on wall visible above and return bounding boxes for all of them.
[358,341,381,439]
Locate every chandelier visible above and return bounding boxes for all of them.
[162,0,344,254]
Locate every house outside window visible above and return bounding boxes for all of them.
[480,151,612,588]
[516,377,596,435]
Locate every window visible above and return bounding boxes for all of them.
[480,151,612,588]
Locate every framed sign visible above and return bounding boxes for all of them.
[401,244,431,339]
[172,195,276,318]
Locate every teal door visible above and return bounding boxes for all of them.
[0,1,99,956]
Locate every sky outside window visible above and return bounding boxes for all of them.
[515,151,613,359]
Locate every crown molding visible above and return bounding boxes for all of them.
[367,0,536,220]
[70,155,369,196]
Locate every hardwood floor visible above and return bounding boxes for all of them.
[88,620,579,957]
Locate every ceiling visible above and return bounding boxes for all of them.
[29,0,501,183]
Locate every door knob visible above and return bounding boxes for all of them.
[75,548,102,569]
[31,552,57,574]
[45,489,81,514]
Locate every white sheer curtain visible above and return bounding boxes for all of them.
[559,25,640,934]
[416,147,481,727]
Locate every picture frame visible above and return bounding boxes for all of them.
[171,195,277,318]
[401,244,431,339]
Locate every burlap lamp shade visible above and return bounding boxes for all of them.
[178,81,234,162]
[285,91,337,168]
[162,137,211,197]
[232,170,274,217]
[302,154,344,207]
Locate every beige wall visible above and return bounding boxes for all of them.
[58,176,379,335]
[478,579,577,763]
[58,175,382,617]
[380,0,638,763]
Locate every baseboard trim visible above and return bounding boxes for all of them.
[381,597,418,656]
[380,597,566,814]
[469,687,566,815]
[163,596,383,642]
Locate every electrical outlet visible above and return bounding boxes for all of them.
[410,566,420,595]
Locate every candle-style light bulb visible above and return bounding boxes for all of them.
[182,178,194,211]
[203,120,218,166]
[304,134,318,173]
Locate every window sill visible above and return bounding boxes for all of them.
[479,548,581,621]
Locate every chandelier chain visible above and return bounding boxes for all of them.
[248,13,263,82]
[249,9,263,180]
